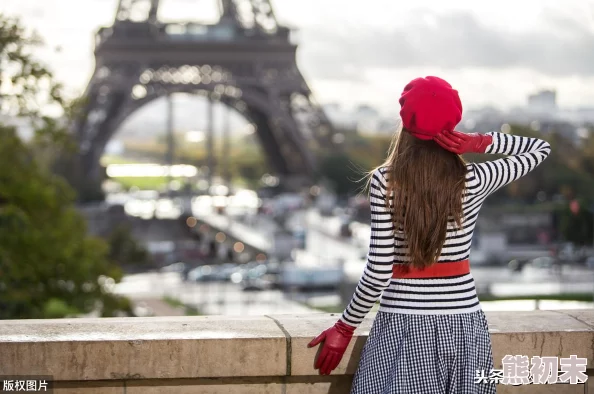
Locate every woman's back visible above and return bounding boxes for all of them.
[341,131,550,394]
[341,131,551,323]
[309,76,551,394]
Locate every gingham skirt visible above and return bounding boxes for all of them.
[351,310,496,394]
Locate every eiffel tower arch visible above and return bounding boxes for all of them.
[72,0,341,198]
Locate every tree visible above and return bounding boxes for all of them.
[463,126,594,204]
[107,224,155,271]
[317,153,366,197]
[556,199,594,247]
[0,14,133,318]
[0,126,133,318]
[0,14,64,117]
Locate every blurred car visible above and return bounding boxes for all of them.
[212,263,241,282]
[507,259,528,272]
[238,263,280,291]
[161,262,192,279]
[160,262,186,273]
[512,256,563,278]
[187,265,219,282]
[528,256,556,270]
[276,264,344,291]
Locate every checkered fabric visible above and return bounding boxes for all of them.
[350,310,496,394]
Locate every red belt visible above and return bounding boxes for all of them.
[392,260,470,279]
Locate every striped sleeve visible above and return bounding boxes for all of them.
[340,169,395,327]
[468,132,551,198]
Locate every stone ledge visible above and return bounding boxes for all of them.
[0,310,592,393]
[0,315,286,380]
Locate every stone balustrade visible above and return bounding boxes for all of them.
[1,310,593,393]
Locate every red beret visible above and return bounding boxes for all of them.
[399,76,463,140]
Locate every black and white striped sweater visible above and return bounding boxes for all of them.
[340,132,551,327]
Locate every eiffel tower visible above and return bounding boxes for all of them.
[72,0,340,197]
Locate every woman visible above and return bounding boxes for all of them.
[308,76,551,394]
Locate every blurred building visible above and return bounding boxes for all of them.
[458,88,594,146]
[527,90,557,114]
[323,103,399,136]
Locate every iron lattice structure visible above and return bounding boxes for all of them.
[73,0,340,191]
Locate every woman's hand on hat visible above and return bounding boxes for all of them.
[434,130,493,154]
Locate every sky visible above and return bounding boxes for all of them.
[3,0,594,117]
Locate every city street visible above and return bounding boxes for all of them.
[114,271,319,316]
[110,192,594,317]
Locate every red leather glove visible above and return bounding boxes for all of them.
[308,320,356,375]
[434,130,493,154]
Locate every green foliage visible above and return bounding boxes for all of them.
[107,224,155,269]
[231,152,268,188]
[113,176,177,191]
[42,298,80,319]
[0,14,133,319]
[116,134,269,189]
[0,13,104,203]
[469,125,594,243]
[162,296,185,309]
[314,133,390,197]
[317,153,366,197]
[185,306,201,316]
[501,126,594,202]
[162,296,202,316]
[0,14,64,117]
[556,200,594,246]
[0,126,133,319]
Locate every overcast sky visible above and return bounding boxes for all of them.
[3,0,594,116]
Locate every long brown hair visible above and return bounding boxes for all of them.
[370,128,467,269]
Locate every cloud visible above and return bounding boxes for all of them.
[297,11,594,80]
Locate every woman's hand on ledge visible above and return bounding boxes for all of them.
[308,320,356,375]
